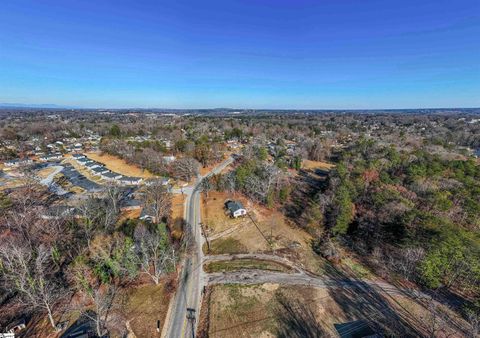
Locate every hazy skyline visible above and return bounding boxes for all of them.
[1,0,479,109]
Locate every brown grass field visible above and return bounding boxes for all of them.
[85,152,155,178]
[200,191,329,274]
[120,282,172,338]
[203,283,469,338]
[170,194,186,240]
[171,194,186,220]
[36,166,58,179]
[301,159,335,170]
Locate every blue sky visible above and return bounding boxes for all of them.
[0,0,479,109]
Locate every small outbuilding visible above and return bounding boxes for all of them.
[225,200,247,218]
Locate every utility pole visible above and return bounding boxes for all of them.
[186,308,196,338]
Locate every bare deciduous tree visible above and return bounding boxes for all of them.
[134,223,176,284]
[142,180,172,224]
[0,241,65,330]
[69,259,116,337]
[104,183,122,215]
[171,157,200,182]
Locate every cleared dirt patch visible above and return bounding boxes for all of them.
[171,194,185,220]
[85,152,155,178]
[170,194,186,240]
[203,259,293,274]
[301,159,335,170]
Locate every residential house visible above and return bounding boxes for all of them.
[163,155,176,163]
[225,200,247,218]
[101,171,122,181]
[139,206,157,223]
[4,158,33,167]
[72,153,86,160]
[119,176,143,186]
[85,161,101,170]
[39,153,63,162]
[91,166,109,176]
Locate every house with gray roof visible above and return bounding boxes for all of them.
[225,200,247,218]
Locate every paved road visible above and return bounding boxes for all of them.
[164,156,233,338]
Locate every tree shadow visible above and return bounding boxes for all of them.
[274,293,329,338]
[60,311,98,338]
[322,263,425,337]
[283,169,328,228]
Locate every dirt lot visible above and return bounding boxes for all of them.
[204,283,468,338]
[171,194,185,220]
[301,159,335,171]
[85,152,155,178]
[201,191,327,273]
[170,194,186,240]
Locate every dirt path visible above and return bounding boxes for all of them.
[207,270,414,297]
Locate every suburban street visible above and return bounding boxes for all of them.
[164,157,233,338]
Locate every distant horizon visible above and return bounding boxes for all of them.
[1,102,479,111]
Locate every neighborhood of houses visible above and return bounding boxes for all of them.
[72,154,144,185]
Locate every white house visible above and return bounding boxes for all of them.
[225,200,247,218]
[119,176,143,186]
[163,155,176,163]
[101,171,122,181]
[91,166,110,176]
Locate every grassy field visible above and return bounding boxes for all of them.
[205,284,343,338]
[203,259,293,273]
[85,152,155,178]
[204,237,247,255]
[204,283,468,338]
[121,282,172,338]
[170,194,186,240]
[36,166,57,179]
[171,194,185,220]
[301,159,335,170]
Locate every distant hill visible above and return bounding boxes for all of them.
[0,102,74,109]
